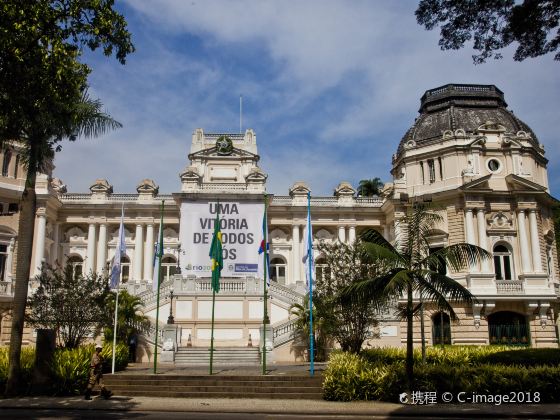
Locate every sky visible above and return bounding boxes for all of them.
[54,1,560,197]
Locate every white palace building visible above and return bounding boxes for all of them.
[0,84,558,362]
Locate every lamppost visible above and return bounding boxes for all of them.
[167,289,175,324]
[175,243,182,274]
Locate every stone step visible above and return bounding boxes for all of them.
[107,389,323,399]
[103,374,323,399]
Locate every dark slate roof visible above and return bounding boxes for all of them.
[397,84,538,156]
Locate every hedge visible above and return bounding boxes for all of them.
[324,348,560,402]
[0,343,128,395]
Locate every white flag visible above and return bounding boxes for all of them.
[152,202,164,292]
[302,193,314,288]
[110,205,126,289]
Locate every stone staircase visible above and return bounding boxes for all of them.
[174,347,261,366]
[103,374,323,399]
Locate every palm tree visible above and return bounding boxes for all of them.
[289,295,332,362]
[6,92,121,394]
[104,290,150,343]
[346,204,491,390]
[357,178,384,197]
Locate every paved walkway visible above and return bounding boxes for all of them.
[1,396,558,418]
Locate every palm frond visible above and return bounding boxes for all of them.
[425,243,491,272]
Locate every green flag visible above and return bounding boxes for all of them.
[209,209,223,293]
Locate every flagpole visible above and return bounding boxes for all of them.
[111,287,119,374]
[307,192,314,377]
[210,289,216,375]
[153,200,165,374]
[111,203,124,374]
[262,193,269,375]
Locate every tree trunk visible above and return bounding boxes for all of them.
[5,173,37,395]
[406,283,414,392]
[420,296,426,364]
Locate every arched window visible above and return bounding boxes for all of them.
[432,312,451,345]
[493,244,514,280]
[2,151,11,177]
[315,257,330,283]
[67,255,83,279]
[161,256,178,283]
[270,257,286,284]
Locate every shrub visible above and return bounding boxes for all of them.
[0,347,36,393]
[0,343,128,396]
[323,350,560,402]
[51,343,128,395]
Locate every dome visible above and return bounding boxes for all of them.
[396,84,538,156]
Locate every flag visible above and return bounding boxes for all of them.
[152,202,164,292]
[258,209,271,286]
[209,207,223,293]
[110,204,126,289]
[302,192,314,287]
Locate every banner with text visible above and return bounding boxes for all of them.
[180,200,263,277]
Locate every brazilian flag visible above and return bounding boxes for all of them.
[209,210,223,293]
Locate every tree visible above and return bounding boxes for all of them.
[26,263,110,349]
[416,0,560,64]
[357,178,384,197]
[289,295,332,362]
[315,240,387,354]
[346,204,490,390]
[2,1,133,394]
[103,290,150,344]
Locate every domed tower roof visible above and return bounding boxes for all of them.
[396,84,538,157]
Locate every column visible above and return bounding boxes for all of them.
[528,209,543,272]
[292,224,300,283]
[476,209,490,272]
[34,214,47,275]
[144,223,154,282]
[52,223,60,265]
[465,209,476,245]
[134,224,143,282]
[517,210,532,273]
[383,225,390,241]
[96,223,107,274]
[465,209,476,272]
[348,226,356,244]
[86,222,96,274]
[338,225,346,243]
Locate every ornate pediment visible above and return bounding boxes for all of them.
[334,181,356,197]
[460,174,492,191]
[163,227,178,240]
[488,212,514,230]
[505,174,546,192]
[65,226,85,241]
[477,120,506,133]
[245,166,267,182]
[188,146,258,160]
[136,179,159,195]
[89,179,113,194]
[180,165,201,181]
[270,228,288,242]
[289,181,310,197]
[50,177,67,194]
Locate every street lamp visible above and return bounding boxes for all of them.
[175,243,182,274]
[167,289,175,324]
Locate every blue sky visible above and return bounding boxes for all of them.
[54,1,560,197]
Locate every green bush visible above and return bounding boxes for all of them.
[361,345,550,367]
[0,343,128,395]
[324,350,560,402]
[51,343,128,395]
[0,347,36,393]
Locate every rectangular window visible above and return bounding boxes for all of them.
[0,244,7,281]
[428,160,436,183]
[420,161,425,184]
[494,256,502,280]
[504,256,512,280]
[438,157,443,180]
[13,154,19,179]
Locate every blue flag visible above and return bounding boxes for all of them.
[110,205,126,289]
